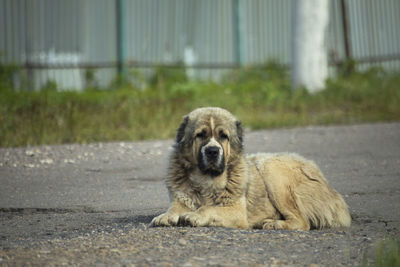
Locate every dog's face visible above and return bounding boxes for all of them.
[175,107,243,177]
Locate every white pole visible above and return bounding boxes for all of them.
[292,0,329,93]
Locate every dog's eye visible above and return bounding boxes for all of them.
[219,131,229,140]
[196,131,206,139]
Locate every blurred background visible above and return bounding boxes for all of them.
[1,0,399,147]
[1,0,400,89]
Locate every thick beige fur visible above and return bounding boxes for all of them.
[150,107,351,230]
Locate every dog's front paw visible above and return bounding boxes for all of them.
[150,212,179,227]
[178,212,208,227]
[262,219,283,230]
[262,219,310,230]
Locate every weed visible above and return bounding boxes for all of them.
[364,237,400,267]
[376,237,400,267]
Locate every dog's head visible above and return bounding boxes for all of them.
[175,107,243,177]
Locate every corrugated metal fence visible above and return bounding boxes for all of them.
[1,0,399,90]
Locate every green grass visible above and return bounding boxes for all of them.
[364,237,400,267]
[375,237,400,267]
[1,63,400,147]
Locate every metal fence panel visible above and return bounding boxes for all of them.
[0,0,399,90]
[346,0,400,70]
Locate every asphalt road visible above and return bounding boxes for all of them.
[0,122,399,266]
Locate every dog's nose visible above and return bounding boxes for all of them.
[205,146,220,158]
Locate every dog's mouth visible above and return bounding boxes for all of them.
[198,149,225,177]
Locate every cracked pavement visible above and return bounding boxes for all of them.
[0,122,399,266]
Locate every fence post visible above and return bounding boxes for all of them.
[339,0,354,74]
[116,0,127,79]
[340,0,351,60]
[24,0,33,90]
[233,0,243,66]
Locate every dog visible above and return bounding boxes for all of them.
[150,107,351,230]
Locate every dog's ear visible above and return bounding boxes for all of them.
[236,120,243,143]
[176,115,189,144]
[234,120,244,151]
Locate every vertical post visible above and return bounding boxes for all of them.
[24,0,33,90]
[340,0,351,60]
[291,0,329,93]
[233,0,243,66]
[116,0,126,78]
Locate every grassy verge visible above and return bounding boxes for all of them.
[1,63,400,147]
[364,237,400,267]
[375,237,400,267]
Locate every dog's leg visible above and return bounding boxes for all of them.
[178,200,249,229]
[261,213,310,230]
[260,187,311,230]
[150,201,191,227]
[261,184,311,230]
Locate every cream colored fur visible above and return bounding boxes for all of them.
[150,107,351,230]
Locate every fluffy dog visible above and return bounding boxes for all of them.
[150,107,351,230]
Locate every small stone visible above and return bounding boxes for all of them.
[25,163,35,168]
[40,158,54,164]
[191,257,205,261]
[178,238,188,246]
[25,150,35,156]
